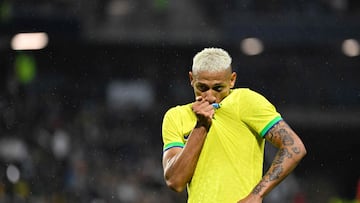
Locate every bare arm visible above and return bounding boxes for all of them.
[162,97,214,192]
[162,124,207,192]
[238,120,307,203]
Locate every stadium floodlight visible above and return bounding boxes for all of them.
[6,164,20,183]
[11,32,49,50]
[342,39,360,57]
[240,37,264,56]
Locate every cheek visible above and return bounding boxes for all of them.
[218,91,229,100]
[193,88,202,96]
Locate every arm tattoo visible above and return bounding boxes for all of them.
[273,148,292,165]
[252,182,266,195]
[268,165,283,181]
[269,148,289,181]
[292,147,301,154]
[251,148,289,195]
[268,132,275,142]
[279,129,294,146]
[268,122,297,149]
[255,121,303,195]
[252,165,284,194]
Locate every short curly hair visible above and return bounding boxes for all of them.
[192,48,232,74]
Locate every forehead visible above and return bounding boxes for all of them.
[193,70,232,84]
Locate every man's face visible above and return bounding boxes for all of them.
[189,69,236,104]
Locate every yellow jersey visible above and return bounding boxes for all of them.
[162,88,282,203]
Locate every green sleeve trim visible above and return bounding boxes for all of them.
[260,116,282,137]
[163,142,185,151]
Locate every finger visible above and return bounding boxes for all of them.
[195,96,203,102]
[193,102,213,115]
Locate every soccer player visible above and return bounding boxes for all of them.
[161,48,307,203]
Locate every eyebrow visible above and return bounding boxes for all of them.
[196,82,225,86]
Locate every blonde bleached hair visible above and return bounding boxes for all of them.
[192,47,232,74]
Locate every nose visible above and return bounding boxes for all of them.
[202,90,217,104]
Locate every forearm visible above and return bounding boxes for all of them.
[250,120,307,199]
[251,146,305,198]
[164,125,208,192]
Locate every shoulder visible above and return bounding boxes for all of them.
[164,103,193,118]
[234,88,262,96]
[230,88,277,115]
[166,103,192,113]
[229,88,266,102]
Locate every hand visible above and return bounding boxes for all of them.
[237,193,263,203]
[192,96,214,130]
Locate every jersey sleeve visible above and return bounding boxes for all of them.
[162,106,185,151]
[241,89,282,138]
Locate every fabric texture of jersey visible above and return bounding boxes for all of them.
[162,88,282,203]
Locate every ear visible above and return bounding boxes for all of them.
[230,72,237,88]
[189,71,194,87]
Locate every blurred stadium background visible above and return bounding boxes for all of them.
[0,0,360,202]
